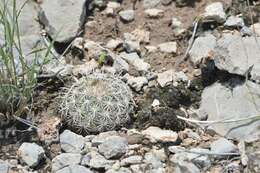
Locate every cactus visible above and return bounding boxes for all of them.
[59,73,134,133]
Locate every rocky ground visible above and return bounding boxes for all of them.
[1,0,260,173]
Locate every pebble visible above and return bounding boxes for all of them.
[158,42,177,54]
[120,52,151,72]
[124,40,140,53]
[56,165,93,173]
[92,131,119,147]
[106,167,132,173]
[143,0,161,9]
[88,151,114,169]
[120,156,143,166]
[119,10,135,22]
[18,143,45,168]
[141,126,178,143]
[210,138,237,156]
[127,75,149,92]
[106,39,123,50]
[224,15,244,28]
[98,136,128,159]
[202,2,226,23]
[60,130,85,153]
[52,153,82,172]
[145,9,164,18]
[157,69,175,87]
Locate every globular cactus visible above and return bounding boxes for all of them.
[59,73,134,133]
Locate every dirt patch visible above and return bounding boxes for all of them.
[84,0,231,71]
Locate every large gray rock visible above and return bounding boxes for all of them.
[52,153,82,172]
[198,80,260,141]
[98,136,128,159]
[60,130,85,153]
[18,143,45,168]
[0,0,43,71]
[189,34,216,65]
[56,165,93,173]
[214,34,260,83]
[39,0,87,42]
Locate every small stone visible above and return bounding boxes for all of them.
[0,160,10,173]
[98,136,128,159]
[52,153,82,172]
[106,39,123,50]
[127,75,149,92]
[172,18,182,28]
[105,7,115,16]
[143,0,161,9]
[145,45,157,53]
[172,159,200,173]
[157,70,175,87]
[120,52,151,72]
[60,130,85,153]
[210,138,237,156]
[152,99,160,107]
[56,165,93,173]
[144,151,164,169]
[107,1,121,9]
[87,151,114,169]
[106,167,132,173]
[119,10,135,22]
[189,34,216,65]
[145,9,164,18]
[124,40,140,53]
[168,146,185,154]
[120,156,143,166]
[224,15,244,28]
[202,2,226,23]
[158,42,177,54]
[142,126,178,143]
[18,143,45,168]
[172,18,186,36]
[92,131,119,147]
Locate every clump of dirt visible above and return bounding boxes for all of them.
[133,78,203,131]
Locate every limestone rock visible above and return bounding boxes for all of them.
[202,2,226,23]
[142,126,178,143]
[98,136,128,159]
[60,130,85,153]
[198,80,260,141]
[18,143,45,168]
[189,34,216,65]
